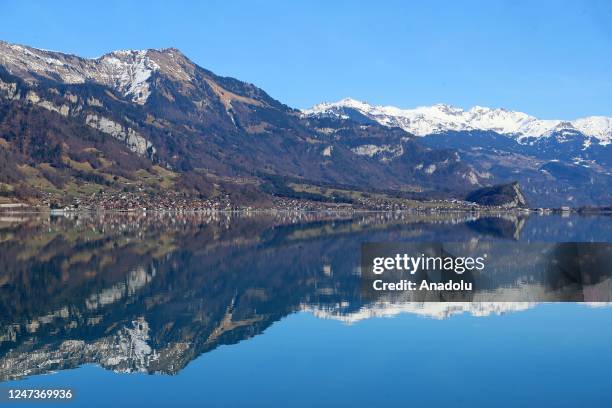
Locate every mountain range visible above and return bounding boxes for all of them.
[1,40,611,208]
[304,98,612,206]
[304,97,612,142]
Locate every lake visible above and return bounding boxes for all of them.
[1,211,612,407]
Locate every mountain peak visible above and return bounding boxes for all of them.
[431,103,462,113]
[0,40,201,105]
[94,45,186,59]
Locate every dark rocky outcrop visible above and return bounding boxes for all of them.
[465,182,528,208]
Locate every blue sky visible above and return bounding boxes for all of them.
[1,0,611,118]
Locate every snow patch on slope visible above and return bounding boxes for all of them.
[97,50,159,104]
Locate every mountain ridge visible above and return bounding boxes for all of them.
[0,41,199,104]
[303,97,612,144]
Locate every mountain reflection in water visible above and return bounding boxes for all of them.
[1,211,611,381]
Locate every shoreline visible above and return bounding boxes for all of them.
[0,206,609,216]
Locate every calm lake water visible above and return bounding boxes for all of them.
[1,211,612,407]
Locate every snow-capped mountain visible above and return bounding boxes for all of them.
[303,98,612,145]
[303,98,612,206]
